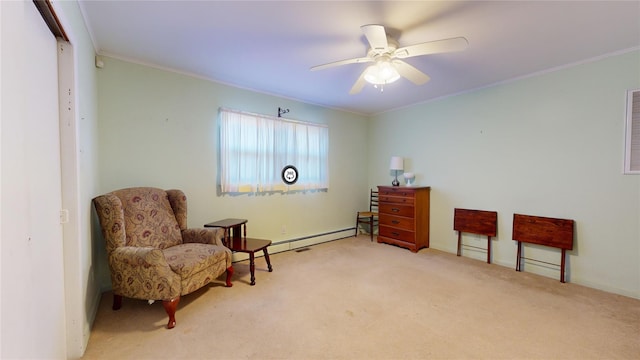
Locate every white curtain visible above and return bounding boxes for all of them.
[219,108,329,193]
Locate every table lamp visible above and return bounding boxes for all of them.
[389,156,403,186]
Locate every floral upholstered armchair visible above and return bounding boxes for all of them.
[93,187,233,329]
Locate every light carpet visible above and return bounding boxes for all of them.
[82,235,640,359]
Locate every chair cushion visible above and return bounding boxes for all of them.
[163,243,228,278]
[113,187,183,249]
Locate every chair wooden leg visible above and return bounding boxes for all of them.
[355,213,360,237]
[369,216,374,242]
[225,265,234,287]
[112,294,122,310]
[163,297,180,329]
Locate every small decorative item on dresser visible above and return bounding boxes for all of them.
[389,156,403,186]
[403,172,415,186]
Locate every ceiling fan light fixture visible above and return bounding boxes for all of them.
[311,25,466,95]
[363,60,400,85]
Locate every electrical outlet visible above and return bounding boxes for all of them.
[281,225,286,234]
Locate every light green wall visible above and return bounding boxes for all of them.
[370,50,640,298]
[96,57,370,287]
[97,50,640,298]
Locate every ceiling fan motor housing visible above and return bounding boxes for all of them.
[367,38,398,57]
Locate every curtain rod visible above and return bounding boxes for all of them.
[219,107,328,128]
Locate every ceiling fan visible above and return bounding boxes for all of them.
[310,24,468,94]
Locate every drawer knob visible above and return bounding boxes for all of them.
[392,232,400,236]
[392,208,399,212]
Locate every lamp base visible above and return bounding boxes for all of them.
[392,178,400,186]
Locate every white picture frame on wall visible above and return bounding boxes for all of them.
[624,88,640,174]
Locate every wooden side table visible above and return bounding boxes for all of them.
[204,218,248,245]
[227,237,273,286]
[204,218,273,285]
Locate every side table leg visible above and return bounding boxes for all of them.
[516,241,522,272]
[249,252,256,286]
[263,248,273,272]
[560,249,566,283]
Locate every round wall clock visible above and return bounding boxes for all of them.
[281,165,298,185]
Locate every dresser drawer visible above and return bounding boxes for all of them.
[379,203,415,218]
[379,195,414,205]
[379,225,415,243]
[379,215,414,231]
[379,188,416,198]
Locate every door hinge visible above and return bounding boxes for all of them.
[60,209,69,224]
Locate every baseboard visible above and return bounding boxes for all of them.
[85,286,102,344]
[88,285,102,325]
[231,227,355,262]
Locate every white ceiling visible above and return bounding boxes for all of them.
[78,1,640,115]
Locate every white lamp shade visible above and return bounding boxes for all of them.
[389,156,403,171]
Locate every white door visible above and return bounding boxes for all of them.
[0,1,67,358]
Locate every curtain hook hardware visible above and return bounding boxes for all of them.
[278,107,290,117]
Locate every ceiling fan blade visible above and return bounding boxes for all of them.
[310,57,372,71]
[393,60,430,85]
[361,24,388,53]
[393,37,468,59]
[349,70,367,95]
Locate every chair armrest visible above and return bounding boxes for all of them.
[182,228,226,247]
[108,246,181,300]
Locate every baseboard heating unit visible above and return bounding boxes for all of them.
[231,227,354,262]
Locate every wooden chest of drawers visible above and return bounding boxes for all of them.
[377,186,430,252]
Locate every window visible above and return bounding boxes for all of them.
[624,89,640,174]
[218,108,329,193]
